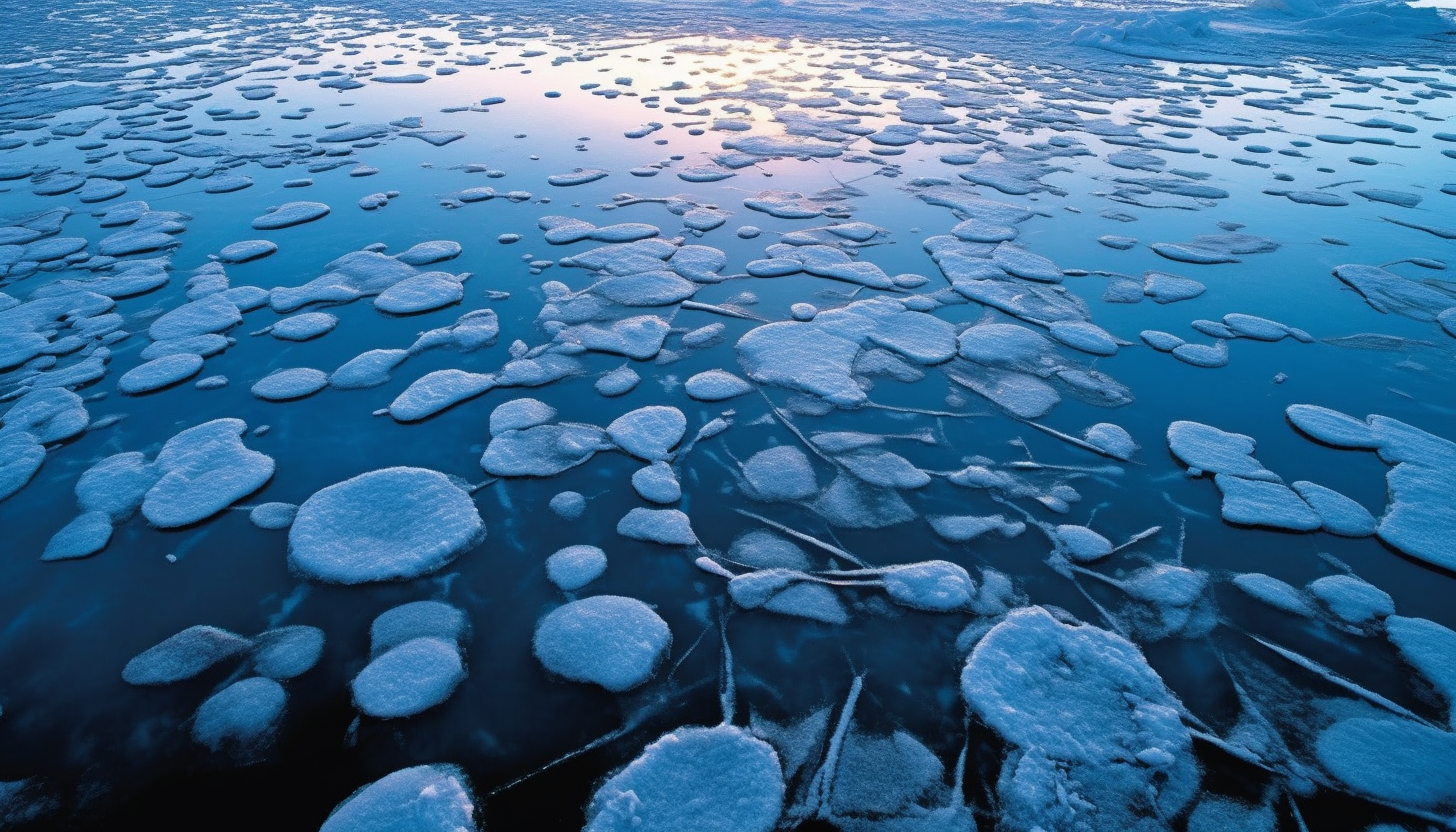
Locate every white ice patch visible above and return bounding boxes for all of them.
[533,595,670,692]
[962,607,1197,832]
[585,724,784,832]
[319,765,476,832]
[289,467,484,583]
[351,637,465,718]
[546,545,609,591]
[191,676,285,759]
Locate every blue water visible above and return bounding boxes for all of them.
[1,0,1455,829]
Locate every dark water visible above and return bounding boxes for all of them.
[1,0,1455,829]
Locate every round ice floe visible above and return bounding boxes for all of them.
[1055,525,1114,562]
[962,607,1198,830]
[1307,575,1393,627]
[118,353,204,394]
[1290,481,1375,537]
[370,601,469,657]
[351,637,465,718]
[271,312,338,341]
[217,240,277,263]
[40,511,113,561]
[1083,423,1138,461]
[729,531,810,570]
[1316,718,1456,812]
[330,349,410,390]
[320,765,476,832]
[684,370,752,401]
[1231,573,1314,617]
[76,451,157,519]
[289,467,485,584]
[631,462,681,504]
[1386,616,1456,720]
[595,365,641,397]
[742,446,818,502]
[881,561,975,611]
[251,368,329,401]
[1171,341,1228,368]
[489,397,557,437]
[149,295,241,341]
[251,201,329,230]
[928,514,1023,543]
[252,625,324,679]
[607,406,686,461]
[1140,330,1185,352]
[122,625,253,685]
[550,491,586,519]
[617,508,698,545]
[191,676,285,758]
[546,545,609,591]
[790,302,817,321]
[249,502,297,530]
[533,595,670,692]
[388,369,495,422]
[0,433,45,502]
[374,273,464,314]
[1047,321,1119,356]
[395,240,462,266]
[4,388,89,444]
[141,419,275,528]
[585,724,784,832]
[1284,404,1378,449]
[481,424,612,477]
[1167,421,1273,480]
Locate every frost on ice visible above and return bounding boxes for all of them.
[289,467,485,583]
[532,595,670,692]
[962,607,1197,832]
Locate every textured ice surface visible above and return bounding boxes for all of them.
[252,625,324,679]
[533,595,670,691]
[481,424,612,477]
[1316,718,1456,812]
[289,467,484,583]
[141,419,275,528]
[1233,573,1316,617]
[250,201,329,230]
[122,625,253,686]
[370,601,469,657]
[352,637,465,718]
[1308,574,1393,627]
[1168,421,1275,481]
[684,369,752,401]
[880,561,975,611]
[330,349,409,390]
[3,7,1456,828]
[549,491,586,519]
[271,312,338,341]
[191,677,285,758]
[742,446,819,502]
[585,725,783,832]
[251,368,329,401]
[1214,474,1322,531]
[40,511,112,561]
[546,545,609,591]
[319,765,475,832]
[606,406,686,461]
[963,607,1197,832]
[617,507,698,545]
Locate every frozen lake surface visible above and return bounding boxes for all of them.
[1,0,1455,829]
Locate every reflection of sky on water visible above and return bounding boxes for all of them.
[0,2,1454,830]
